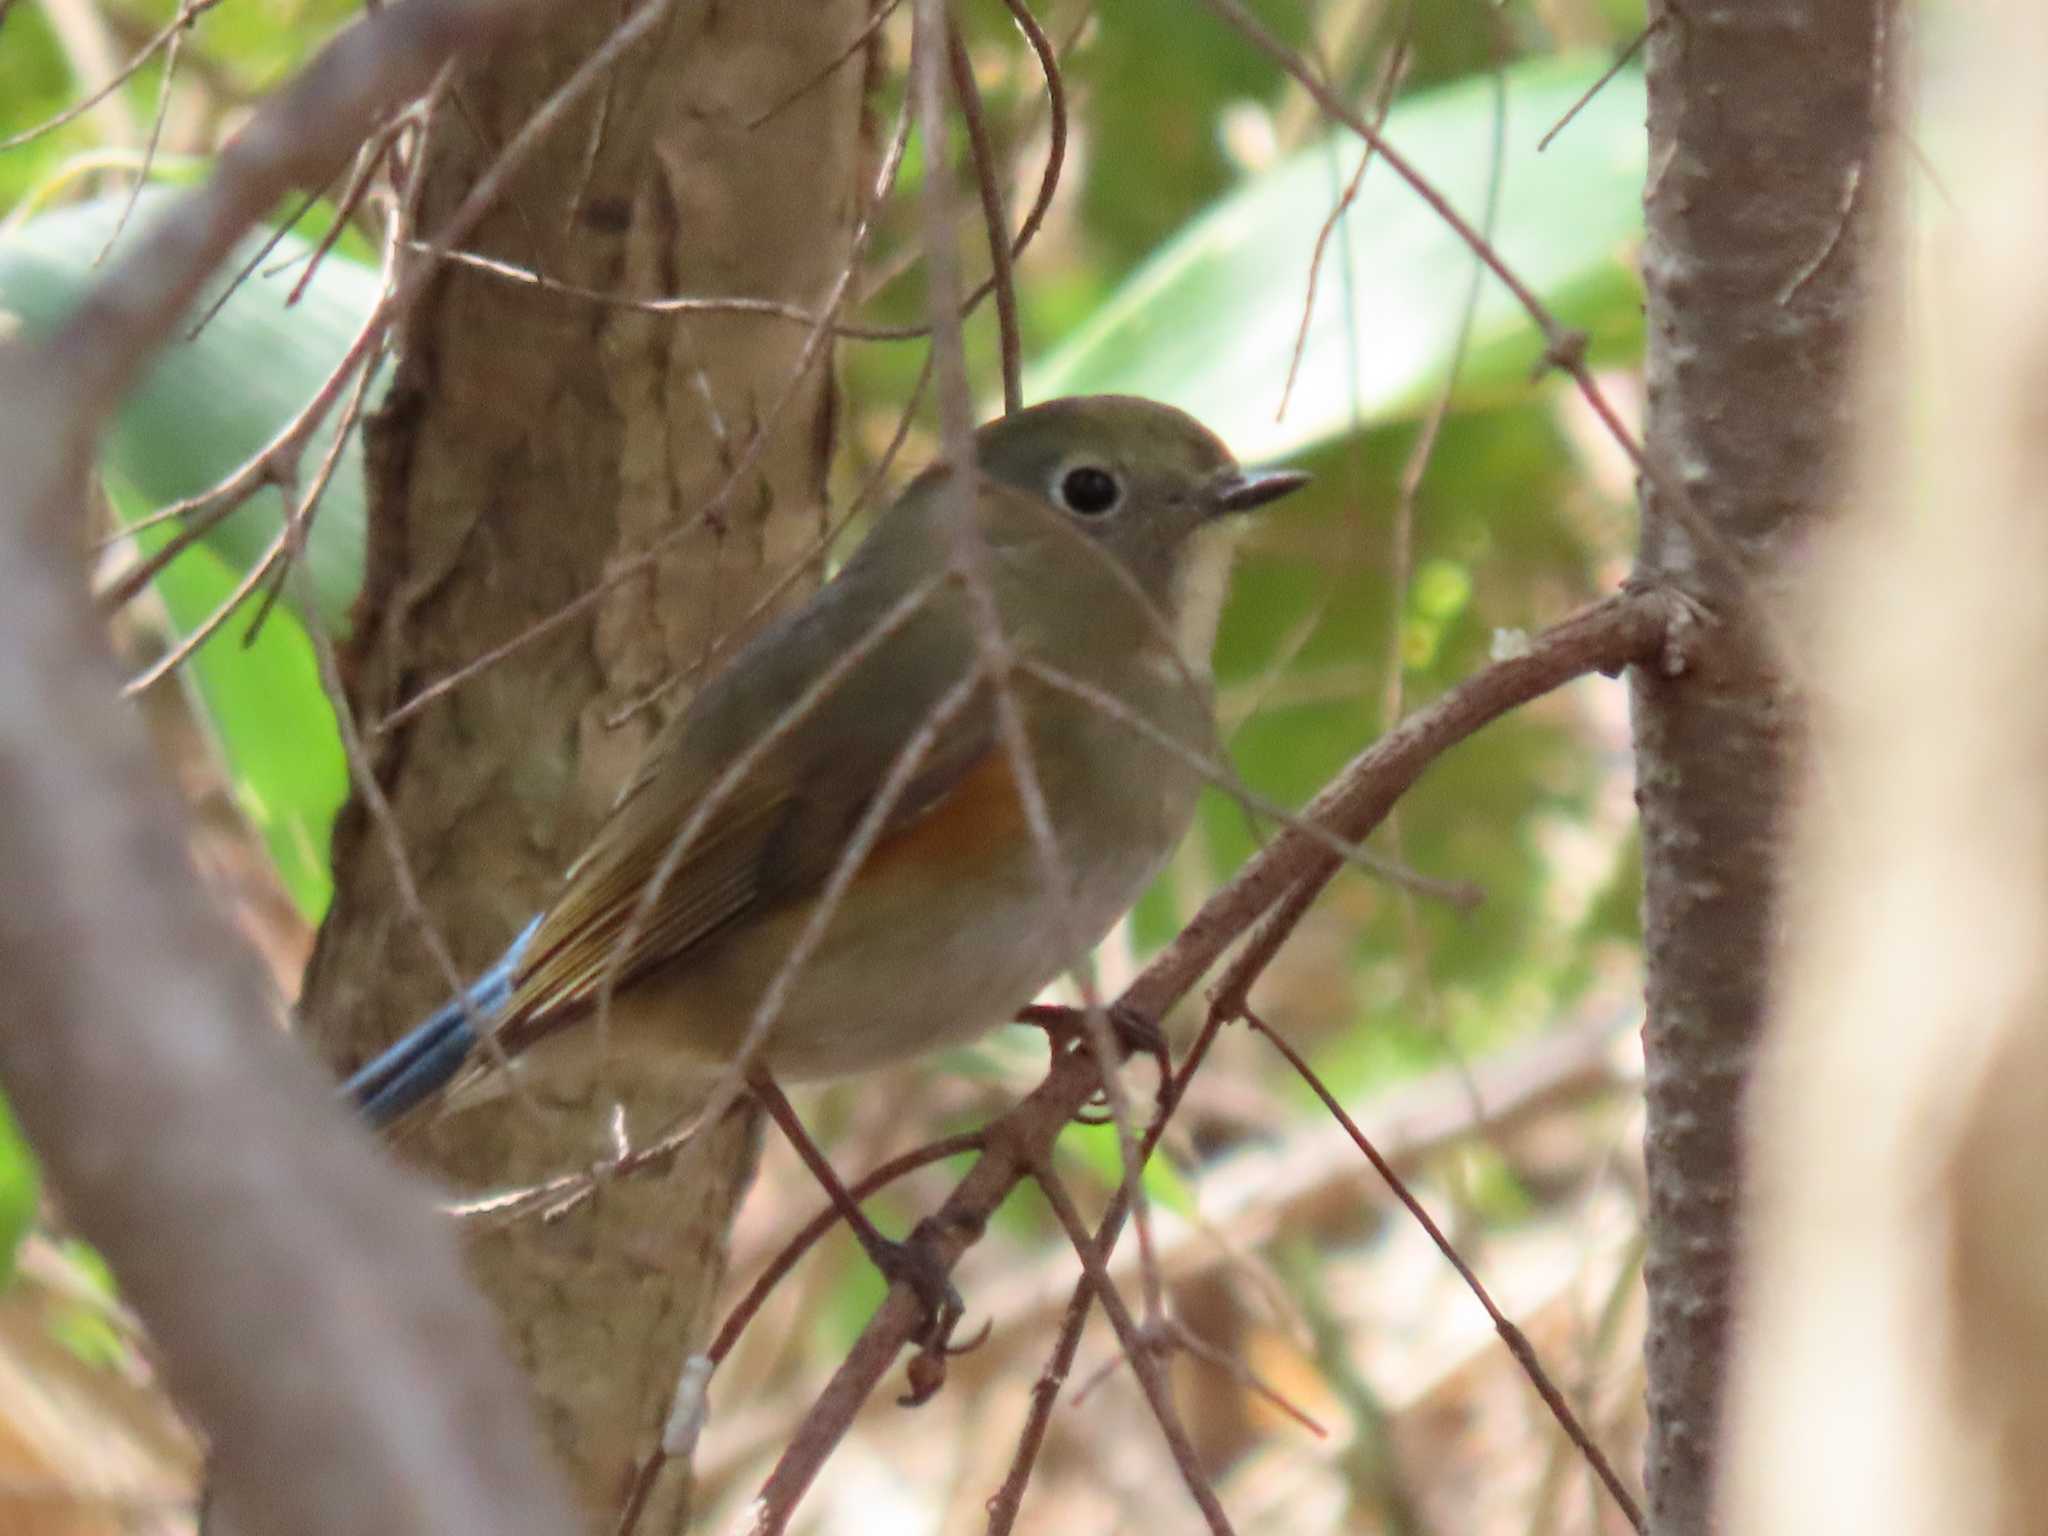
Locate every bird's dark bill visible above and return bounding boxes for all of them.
[1213,468,1311,514]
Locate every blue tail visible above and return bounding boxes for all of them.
[342,918,541,1128]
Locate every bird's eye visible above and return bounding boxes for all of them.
[1056,464,1122,517]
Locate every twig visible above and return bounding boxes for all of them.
[987,991,1238,1536]
[762,589,1672,1521]
[742,0,906,129]
[710,1133,987,1367]
[1241,1008,1645,1534]
[0,0,224,152]
[1017,655,1483,909]
[602,349,936,732]
[97,259,391,627]
[848,0,1068,342]
[1276,34,1408,420]
[947,18,1023,413]
[1192,0,1651,483]
[1537,20,1657,153]
[92,19,186,262]
[915,0,1165,1341]
[1033,1167,1237,1535]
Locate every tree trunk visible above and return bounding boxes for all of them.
[298,5,867,1526]
[1632,2,1885,1530]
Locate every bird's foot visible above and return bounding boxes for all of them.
[1016,1001,1174,1124]
[852,1224,985,1405]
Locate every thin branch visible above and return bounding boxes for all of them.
[95,241,392,626]
[1276,34,1407,420]
[848,0,1068,343]
[1241,1008,1645,1533]
[1067,1313,1327,1439]
[742,0,906,129]
[1122,590,1679,1024]
[709,1133,987,1367]
[0,0,224,152]
[947,18,1023,412]
[985,1001,1236,1536]
[1537,20,1657,153]
[1193,0,1651,480]
[1017,654,1483,910]
[181,166,347,341]
[1032,1167,1236,1536]
[92,20,186,261]
[763,588,1674,1519]
[601,349,936,732]
[914,0,1164,1339]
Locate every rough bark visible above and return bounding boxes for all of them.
[1632,2,1885,1529]
[297,6,867,1526]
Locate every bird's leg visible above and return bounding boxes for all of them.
[747,1072,966,1358]
[1015,1001,1174,1122]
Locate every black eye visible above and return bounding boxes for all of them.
[1057,465,1122,517]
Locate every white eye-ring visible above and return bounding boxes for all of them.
[1052,462,1123,517]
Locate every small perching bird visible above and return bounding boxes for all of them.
[342,395,1307,1129]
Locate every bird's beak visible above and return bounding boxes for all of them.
[1210,467,1311,516]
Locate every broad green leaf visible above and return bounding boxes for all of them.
[106,473,344,919]
[0,186,380,630]
[0,188,371,916]
[1025,55,1646,463]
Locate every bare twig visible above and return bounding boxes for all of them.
[1194,0,1651,483]
[1033,1167,1237,1535]
[1276,34,1407,420]
[1016,654,1482,909]
[93,20,187,261]
[0,0,224,152]
[1241,1008,1645,1533]
[947,18,1023,413]
[849,0,1068,343]
[1537,20,1657,153]
[984,1000,1237,1536]
[762,589,1672,1520]
[915,0,1165,1339]
[742,0,906,129]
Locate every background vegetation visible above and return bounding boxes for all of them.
[0,1,1671,1530]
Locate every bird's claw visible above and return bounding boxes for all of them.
[1018,1001,1174,1123]
[856,1227,981,1398]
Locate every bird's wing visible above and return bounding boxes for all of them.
[501,585,999,1031]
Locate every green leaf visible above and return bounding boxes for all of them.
[1055,1117,1198,1220]
[0,188,376,916]
[0,1096,37,1289]
[106,473,344,919]
[1024,55,1646,463]
[0,186,381,631]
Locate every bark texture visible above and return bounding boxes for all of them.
[298,6,867,1526]
[1633,2,1885,1529]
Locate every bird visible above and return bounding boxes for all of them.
[341,395,1307,1134]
